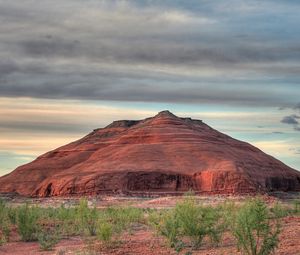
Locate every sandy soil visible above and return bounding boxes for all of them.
[1,193,299,255]
[1,215,300,255]
[1,193,285,209]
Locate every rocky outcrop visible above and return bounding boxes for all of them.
[0,110,300,197]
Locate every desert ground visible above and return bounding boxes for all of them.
[0,193,300,255]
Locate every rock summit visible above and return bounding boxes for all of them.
[0,110,300,197]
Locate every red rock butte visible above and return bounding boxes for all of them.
[1,110,300,197]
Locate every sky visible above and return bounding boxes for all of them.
[0,0,300,176]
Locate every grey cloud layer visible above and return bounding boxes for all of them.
[281,115,299,125]
[0,0,300,107]
[281,114,300,131]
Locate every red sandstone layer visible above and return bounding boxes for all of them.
[0,110,299,197]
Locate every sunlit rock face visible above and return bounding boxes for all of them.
[0,110,300,197]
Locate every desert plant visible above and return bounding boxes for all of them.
[0,200,10,244]
[0,222,10,245]
[0,233,6,246]
[218,200,239,231]
[175,198,224,249]
[7,207,17,225]
[38,227,60,251]
[56,204,79,236]
[77,199,98,236]
[97,221,113,243]
[232,198,281,255]
[105,207,143,234]
[86,206,98,236]
[157,210,181,249]
[270,202,289,218]
[150,198,224,251]
[77,199,89,229]
[17,204,40,241]
[292,199,300,214]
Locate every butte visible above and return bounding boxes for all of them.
[0,110,299,197]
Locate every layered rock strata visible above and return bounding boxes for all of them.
[0,110,299,197]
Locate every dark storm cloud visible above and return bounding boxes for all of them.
[281,115,300,132]
[21,38,80,58]
[0,0,300,107]
[0,74,295,106]
[0,59,49,82]
[0,60,19,79]
[281,115,299,125]
[17,37,300,67]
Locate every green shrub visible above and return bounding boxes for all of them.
[150,197,224,251]
[95,207,143,247]
[175,198,224,249]
[0,223,10,244]
[86,206,98,236]
[104,207,143,234]
[56,204,79,236]
[17,204,40,241]
[292,199,300,214]
[77,199,98,236]
[7,207,17,225]
[0,199,10,244]
[218,200,240,234]
[77,199,89,229]
[156,210,180,248]
[38,227,60,251]
[232,198,281,255]
[270,202,289,218]
[0,233,6,246]
[97,221,113,243]
[57,204,77,221]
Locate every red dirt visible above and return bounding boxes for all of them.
[0,237,83,255]
[1,216,299,255]
[0,110,300,197]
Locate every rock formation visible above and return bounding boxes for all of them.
[0,110,300,197]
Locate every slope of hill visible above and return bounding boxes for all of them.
[0,110,299,197]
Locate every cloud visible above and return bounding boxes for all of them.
[0,1,299,107]
[253,139,300,159]
[1,0,300,174]
[21,37,80,58]
[0,97,156,135]
[0,80,297,107]
[289,147,300,155]
[281,115,299,125]
[294,103,300,110]
[0,96,299,175]
[281,114,300,132]
[0,60,20,80]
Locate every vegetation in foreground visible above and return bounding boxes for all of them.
[0,195,299,254]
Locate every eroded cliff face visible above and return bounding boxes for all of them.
[1,110,300,197]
